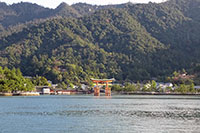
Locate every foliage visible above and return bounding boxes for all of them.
[0,0,200,86]
[167,70,194,85]
[174,83,196,94]
[112,82,140,92]
[111,84,122,92]
[32,76,50,86]
[0,67,35,92]
[124,83,138,92]
[141,80,157,92]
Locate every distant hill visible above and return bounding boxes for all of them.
[0,2,123,29]
[0,2,138,30]
[0,2,125,37]
[0,0,200,85]
[0,2,52,28]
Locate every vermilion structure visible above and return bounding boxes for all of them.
[91,78,115,96]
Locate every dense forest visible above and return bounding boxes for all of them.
[0,67,34,92]
[0,66,50,92]
[0,0,200,86]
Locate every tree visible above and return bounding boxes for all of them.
[32,76,50,86]
[111,84,122,92]
[150,80,157,91]
[0,67,35,92]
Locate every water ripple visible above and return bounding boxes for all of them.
[1,109,200,121]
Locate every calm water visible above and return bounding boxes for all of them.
[0,95,200,133]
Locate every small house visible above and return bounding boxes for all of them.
[42,87,50,94]
[195,86,200,89]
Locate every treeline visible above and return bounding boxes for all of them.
[0,67,34,92]
[112,81,199,94]
[112,68,200,94]
[0,67,51,92]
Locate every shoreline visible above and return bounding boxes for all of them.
[115,92,200,96]
[0,92,40,96]
[1,92,200,96]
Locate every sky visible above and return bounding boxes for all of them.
[0,0,166,8]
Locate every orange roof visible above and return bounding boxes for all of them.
[91,78,115,83]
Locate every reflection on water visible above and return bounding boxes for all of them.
[0,95,200,133]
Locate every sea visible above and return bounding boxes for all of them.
[0,95,200,133]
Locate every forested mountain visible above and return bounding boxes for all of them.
[0,0,200,86]
[0,1,116,30]
[0,2,51,28]
[0,2,119,37]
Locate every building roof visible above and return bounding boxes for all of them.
[91,78,115,82]
[195,86,200,89]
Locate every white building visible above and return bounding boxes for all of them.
[157,82,173,90]
[42,88,50,94]
[195,86,200,89]
[81,84,88,90]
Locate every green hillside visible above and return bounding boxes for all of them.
[0,0,200,86]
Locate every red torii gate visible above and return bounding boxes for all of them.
[91,78,115,96]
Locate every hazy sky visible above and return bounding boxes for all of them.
[1,0,166,8]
